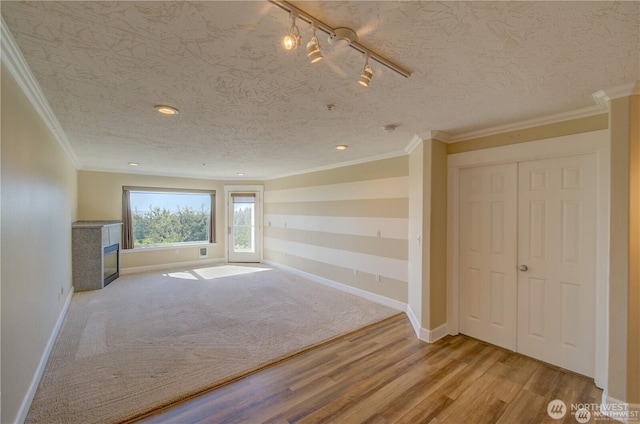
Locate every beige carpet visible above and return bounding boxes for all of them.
[26,264,400,424]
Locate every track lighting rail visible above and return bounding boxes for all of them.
[269,0,411,78]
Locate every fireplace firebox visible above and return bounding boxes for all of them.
[103,243,119,286]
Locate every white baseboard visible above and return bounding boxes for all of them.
[405,305,422,339]
[120,257,226,275]
[405,305,449,343]
[265,261,454,344]
[14,287,74,424]
[424,322,449,343]
[601,391,640,423]
[263,260,406,312]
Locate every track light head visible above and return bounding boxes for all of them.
[283,33,300,51]
[306,26,323,63]
[358,55,373,87]
[282,14,301,51]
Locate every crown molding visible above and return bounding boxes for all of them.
[592,81,639,109]
[1,17,81,168]
[447,104,608,144]
[264,149,407,180]
[404,135,423,154]
[78,165,267,181]
[416,130,452,143]
[426,130,452,143]
[404,130,452,154]
[592,90,610,110]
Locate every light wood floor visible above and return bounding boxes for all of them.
[137,313,611,424]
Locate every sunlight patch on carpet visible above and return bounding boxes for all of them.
[164,264,271,281]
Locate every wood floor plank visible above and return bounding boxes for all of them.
[138,313,614,424]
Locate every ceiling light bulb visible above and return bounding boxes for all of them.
[155,105,179,115]
[358,55,373,87]
[283,34,299,51]
[283,14,301,51]
[335,145,348,151]
[128,162,139,166]
[306,26,322,63]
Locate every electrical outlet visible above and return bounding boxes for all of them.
[375,274,381,282]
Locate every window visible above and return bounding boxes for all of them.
[122,187,215,249]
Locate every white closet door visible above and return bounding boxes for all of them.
[517,154,597,377]
[459,163,518,350]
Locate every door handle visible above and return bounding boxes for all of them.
[518,264,528,272]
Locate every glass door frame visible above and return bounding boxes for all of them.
[224,185,263,263]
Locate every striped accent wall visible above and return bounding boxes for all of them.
[264,156,409,303]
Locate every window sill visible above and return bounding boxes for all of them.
[122,242,217,253]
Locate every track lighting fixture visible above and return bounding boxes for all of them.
[270,0,411,80]
[358,54,373,87]
[306,25,323,63]
[282,13,301,51]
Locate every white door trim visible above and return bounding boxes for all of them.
[446,129,610,387]
[224,185,264,263]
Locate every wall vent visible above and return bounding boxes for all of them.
[199,247,208,258]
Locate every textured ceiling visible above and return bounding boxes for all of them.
[2,1,639,179]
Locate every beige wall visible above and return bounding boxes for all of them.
[628,87,640,403]
[428,140,448,329]
[264,156,409,303]
[77,171,259,270]
[605,84,640,406]
[1,64,78,423]
[609,96,631,402]
[409,138,448,332]
[448,113,608,154]
[408,143,425,324]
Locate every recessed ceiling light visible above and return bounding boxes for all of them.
[237,172,245,176]
[128,162,139,166]
[154,105,179,115]
[335,145,348,151]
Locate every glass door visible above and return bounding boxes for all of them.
[228,192,261,262]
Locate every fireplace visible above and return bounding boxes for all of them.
[103,243,119,286]
[72,221,123,291]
